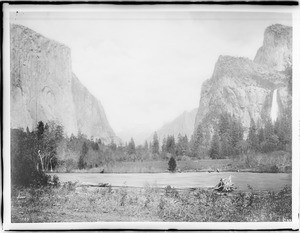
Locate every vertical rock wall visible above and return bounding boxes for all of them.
[10,24,117,143]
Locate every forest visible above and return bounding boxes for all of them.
[11,104,292,188]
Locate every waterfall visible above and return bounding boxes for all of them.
[270,89,278,123]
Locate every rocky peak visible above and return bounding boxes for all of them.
[254,24,292,71]
[10,24,118,143]
[194,24,292,141]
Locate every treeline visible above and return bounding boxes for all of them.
[196,110,291,159]
[11,107,291,182]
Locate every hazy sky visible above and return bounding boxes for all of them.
[10,9,292,136]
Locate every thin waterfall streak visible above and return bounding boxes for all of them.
[270,89,278,123]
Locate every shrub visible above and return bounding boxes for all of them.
[269,165,280,173]
[168,157,177,172]
[62,181,77,192]
[52,175,60,187]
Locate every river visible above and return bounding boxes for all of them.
[51,172,291,191]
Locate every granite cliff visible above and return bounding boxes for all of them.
[194,24,292,138]
[254,24,292,71]
[10,24,117,143]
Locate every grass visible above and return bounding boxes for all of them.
[11,183,292,223]
[66,151,292,174]
[70,159,233,173]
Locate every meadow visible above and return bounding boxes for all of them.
[67,151,292,174]
[11,182,292,223]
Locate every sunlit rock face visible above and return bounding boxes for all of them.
[10,24,117,143]
[254,24,292,71]
[194,24,292,139]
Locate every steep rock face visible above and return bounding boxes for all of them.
[195,24,292,138]
[254,24,292,71]
[71,74,116,142]
[153,108,198,141]
[10,24,117,143]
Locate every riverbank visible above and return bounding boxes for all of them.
[49,172,291,192]
[11,184,292,223]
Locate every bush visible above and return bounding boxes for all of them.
[269,165,280,173]
[168,157,177,172]
[52,175,60,187]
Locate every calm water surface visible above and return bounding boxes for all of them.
[51,172,291,191]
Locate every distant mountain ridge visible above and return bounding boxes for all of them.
[150,108,198,142]
[194,24,292,140]
[10,24,118,143]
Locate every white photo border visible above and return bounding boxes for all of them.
[3,3,300,230]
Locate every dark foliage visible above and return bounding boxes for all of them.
[168,157,177,172]
[11,121,63,187]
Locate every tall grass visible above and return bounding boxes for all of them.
[12,183,291,223]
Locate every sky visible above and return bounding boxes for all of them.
[10,9,292,140]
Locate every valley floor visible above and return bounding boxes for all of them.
[11,184,292,223]
[68,151,292,174]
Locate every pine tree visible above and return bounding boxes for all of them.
[161,137,167,153]
[230,116,244,156]
[191,123,205,158]
[37,121,45,141]
[166,135,176,155]
[176,134,189,156]
[78,142,88,169]
[247,118,259,152]
[258,127,265,146]
[261,118,279,153]
[144,141,149,152]
[127,138,136,155]
[109,140,117,151]
[168,156,177,172]
[209,132,220,159]
[152,132,160,155]
[218,113,232,158]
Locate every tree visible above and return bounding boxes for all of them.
[11,127,51,187]
[37,121,45,141]
[41,122,64,171]
[191,124,205,158]
[247,118,259,152]
[78,142,88,169]
[91,141,99,150]
[166,135,176,155]
[261,118,279,153]
[230,116,244,154]
[109,140,117,152]
[258,127,265,145]
[176,134,189,157]
[127,138,136,155]
[143,141,149,152]
[152,132,160,155]
[209,132,220,159]
[168,157,177,172]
